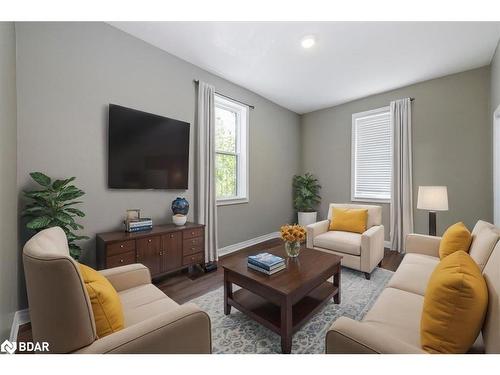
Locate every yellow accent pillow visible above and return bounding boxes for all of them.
[79,263,124,338]
[421,250,488,353]
[439,222,472,259]
[329,208,368,234]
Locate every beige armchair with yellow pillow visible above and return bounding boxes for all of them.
[325,220,500,354]
[306,203,385,279]
[23,227,211,354]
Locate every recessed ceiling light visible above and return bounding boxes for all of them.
[301,35,316,49]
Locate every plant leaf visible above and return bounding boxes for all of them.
[26,216,52,230]
[65,208,85,217]
[62,201,83,207]
[68,243,82,260]
[30,172,51,187]
[55,211,75,224]
[59,190,85,202]
[52,177,76,190]
[21,206,46,216]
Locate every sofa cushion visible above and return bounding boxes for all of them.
[328,203,382,228]
[363,287,424,348]
[386,253,440,295]
[439,222,472,259]
[118,284,179,327]
[313,231,362,256]
[329,208,368,234]
[469,226,499,271]
[472,220,496,236]
[421,251,488,353]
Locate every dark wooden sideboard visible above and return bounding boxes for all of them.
[96,222,205,278]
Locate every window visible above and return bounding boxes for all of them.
[351,106,392,202]
[215,94,249,205]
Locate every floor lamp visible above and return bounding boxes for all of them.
[417,186,449,236]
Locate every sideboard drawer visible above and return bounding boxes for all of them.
[183,243,204,256]
[107,240,135,256]
[183,236,204,248]
[183,228,204,240]
[107,251,136,268]
[183,252,204,266]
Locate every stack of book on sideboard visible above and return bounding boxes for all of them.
[247,252,286,275]
[125,218,153,232]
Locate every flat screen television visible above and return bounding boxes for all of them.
[108,104,190,189]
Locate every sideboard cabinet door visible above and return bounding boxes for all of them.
[161,232,182,272]
[136,236,161,276]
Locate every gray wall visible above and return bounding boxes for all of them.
[16,22,300,276]
[492,40,500,116]
[301,67,492,240]
[0,22,18,340]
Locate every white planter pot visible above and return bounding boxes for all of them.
[172,214,187,226]
[298,212,317,227]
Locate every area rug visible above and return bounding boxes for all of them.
[189,267,393,354]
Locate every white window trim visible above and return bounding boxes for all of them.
[351,106,392,204]
[214,94,249,206]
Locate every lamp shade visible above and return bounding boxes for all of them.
[417,186,449,211]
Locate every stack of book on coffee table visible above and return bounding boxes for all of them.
[247,252,286,275]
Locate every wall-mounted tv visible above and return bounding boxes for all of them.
[108,104,190,189]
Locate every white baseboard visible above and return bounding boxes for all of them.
[384,240,391,249]
[9,309,30,342]
[218,232,280,258]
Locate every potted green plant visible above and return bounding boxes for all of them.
[293,173,321,226]
[22,172,89,260]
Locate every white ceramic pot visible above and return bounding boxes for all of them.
[172,214,187,226]
[297,212,317,226]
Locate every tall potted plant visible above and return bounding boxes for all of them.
[22,172,89,260]
[293,173,321,226]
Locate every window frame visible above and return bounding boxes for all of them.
[351,106,392,204]
[214,94,249,206]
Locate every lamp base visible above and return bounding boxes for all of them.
[428,211,437,236]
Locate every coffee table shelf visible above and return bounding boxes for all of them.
[228,281,339,335]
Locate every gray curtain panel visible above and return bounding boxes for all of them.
[390,98,414,252]
[196,81,218,262]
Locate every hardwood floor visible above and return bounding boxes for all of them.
[156,239,403,304]
[16,239,403,343]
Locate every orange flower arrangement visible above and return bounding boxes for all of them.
[280,224,306,243]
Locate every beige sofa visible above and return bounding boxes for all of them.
[326,220,500,354]
[23,227,211,354]
[307,203,385,279]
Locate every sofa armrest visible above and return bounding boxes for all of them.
[405,234,441,257]
[326,317,424,354]
[98,263,151,292]
[306,220,330,248]
[360,225,385,273]
[75,303,211,354]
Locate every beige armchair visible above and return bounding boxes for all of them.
[306,203,385,279]
[23,227,211,354]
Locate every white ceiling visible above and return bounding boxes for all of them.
[110,22,500,114]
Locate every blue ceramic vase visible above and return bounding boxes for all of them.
[171,197,189,215]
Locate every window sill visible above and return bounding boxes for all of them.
[217,197,249,206]
[351,197,391,204]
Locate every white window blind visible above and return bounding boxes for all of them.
[351,107,392,202]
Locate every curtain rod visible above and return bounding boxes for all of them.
[193,80,255,109]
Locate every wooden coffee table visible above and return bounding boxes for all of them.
[222,244,341,353]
